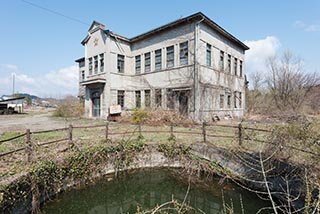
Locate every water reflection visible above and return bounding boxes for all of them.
[41,169,269,214]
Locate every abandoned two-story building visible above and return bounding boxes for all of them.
[76,12,249,121]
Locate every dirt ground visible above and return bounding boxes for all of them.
[0,107,68,134]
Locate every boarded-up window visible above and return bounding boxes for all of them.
[166,46,174,68]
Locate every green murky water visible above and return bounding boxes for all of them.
[41,169,270,213]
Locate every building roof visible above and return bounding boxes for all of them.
[81,12,249,50]
[75,57,85,63]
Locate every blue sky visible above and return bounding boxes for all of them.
[0,0,319,97]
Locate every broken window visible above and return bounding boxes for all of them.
[135,55,141,74]
[219,51,224,71]
[179,41,188,65]
[145,52,151,72]
[227,54,231,73]
[219,94,224,109]
[100,54,104,73]
[166,46,174,68]
[234,58,238,76]
[155,89,162,107]
[117,54,125,73]
[117,90,125,108]
[135,91,141,108]
[89,58,93,75]
[94,56,98,74]
[206,44,211,66]
[155,49,162,71]
[240,60,243,77]
[145,90,151,108]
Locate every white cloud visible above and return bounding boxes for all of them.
[293,20,320,32]
[244,36,281,76]
[0,65,79,98]
[0,64,18,71]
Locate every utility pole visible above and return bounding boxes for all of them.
[12,73,15,97]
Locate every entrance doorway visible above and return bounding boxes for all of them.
[92,91,100,117]
[178,91,189,116]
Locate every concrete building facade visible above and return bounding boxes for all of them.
[76,12,249,121]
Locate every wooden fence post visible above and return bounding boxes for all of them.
[105,122,109,141]
[202,122,207,143]
[26,129,32,162]
[68,124,73,146]
[238,123,242,146]
[170,123,174,139]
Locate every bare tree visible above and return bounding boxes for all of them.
[266,50,319,112]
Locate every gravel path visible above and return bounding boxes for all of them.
[0,107,67,134]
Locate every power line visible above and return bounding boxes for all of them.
[21,0,90,26]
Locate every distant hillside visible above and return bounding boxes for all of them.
[1,93,39,100]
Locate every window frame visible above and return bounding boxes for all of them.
[99,53,104,73]
[179,41,188,65]
[155,49,162,71]
[117,54,125,73]
[219,51,224,71]
[117,90,125,108]
[145,52,151,72]
[206,44,212,66]
[135,55,141,74]
[166,46,174,68]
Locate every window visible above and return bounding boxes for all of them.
[155,49,162,71]
[179,41,188,65]
[234,92,238,108]
[227,54,231,73]
[219,94,224,109]
[227,94,231,108]
[117,54,125,73]
[167,89,174,109]
[145,90,151,107]
[166,46,174,68]
[135,91,141,108]
[81,71,85,81]
[234,58,238,76]
[100,54,104,73]
[89,58,93,75]
[206,44,211,66]
[155,89,162,107]
[79,60,85,68]
[219,51,224,71]
[135,55,141,74]
[145,52,151,72]
[94,56,98,74]
[117,90,125,108]
[239,92,242,108]
[240,60,243,77]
